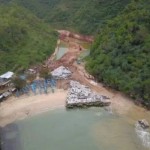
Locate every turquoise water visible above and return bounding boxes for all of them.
[1,108,150,150]
[56,47,68,60]
[78,49,90,61]
[4,108,147,150]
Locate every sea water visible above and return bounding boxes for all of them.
[1,107,150,150]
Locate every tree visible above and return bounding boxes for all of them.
[12,76,26,90]
[39,67,52,79]
[26,74,36,83]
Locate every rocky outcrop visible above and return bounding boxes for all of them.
[51,66,71,79]
[66,81,111,108]
[138,119,149,129]
[135,119,150,148]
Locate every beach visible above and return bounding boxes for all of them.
[0,89,67,127]
[0,82,149,128]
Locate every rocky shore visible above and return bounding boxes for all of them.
[66,81,111,108]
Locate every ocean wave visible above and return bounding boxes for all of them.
[135,123,150,148]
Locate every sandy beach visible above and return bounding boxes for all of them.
[0,89,67,127]
[0,83,149,127]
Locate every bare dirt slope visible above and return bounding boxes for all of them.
[45,32,136,115]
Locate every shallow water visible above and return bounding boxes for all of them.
[1,107,150,150]
[56,47,68,60]
[79,49,90,59]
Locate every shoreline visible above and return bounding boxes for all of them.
[0,89,67,127]
[0,82,149,127]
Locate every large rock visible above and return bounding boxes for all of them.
[138,119,149,129]
[66,80,111,108]
[51,66,71,79]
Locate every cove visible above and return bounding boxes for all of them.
[1,107,150,150]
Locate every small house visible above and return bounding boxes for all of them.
[0,71,14,89]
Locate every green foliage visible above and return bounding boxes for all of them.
[39,67,51,79]
[0,4,57,74]
[86,0,150,108]
[12,76,27,89]
[0,0,149,109]
[4,0,131,35]
[26,74,36,83]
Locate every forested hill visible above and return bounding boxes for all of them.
[0,0,149,108]
[0,4,57,74]
[2,0,131,35]
[86,0,150,108]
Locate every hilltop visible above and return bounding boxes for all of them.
[2,0,131,34]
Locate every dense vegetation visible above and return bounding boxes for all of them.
[0,0,149,107]
[86,0,150,108]
[0,4,57,74]
[4,0,131,35]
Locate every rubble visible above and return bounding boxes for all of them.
[66,81,111,108]
[2,91,11,98]
[51,66,71,79]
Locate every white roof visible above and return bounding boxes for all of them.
[0,71,14,79]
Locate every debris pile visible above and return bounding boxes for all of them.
[0,91,12,101]
[51,66,71,79]
[66,81,111,108]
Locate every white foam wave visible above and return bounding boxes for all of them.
[135,123,150,148]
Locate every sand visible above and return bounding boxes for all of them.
[0,83,148,127]
[0,89,67,127]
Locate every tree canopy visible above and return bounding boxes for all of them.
[0,4,57,74]
[86,0,150,108]
[1,0,131,35]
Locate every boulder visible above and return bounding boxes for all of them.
[51,66,71,79]
[138,119,149,129]
[66,80,111,108]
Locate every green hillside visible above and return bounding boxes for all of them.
[0,0,149,108]
[86,0,150,108]
[0,4,57,74]
[6,0,131,35]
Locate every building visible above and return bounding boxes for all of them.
[0,71,14,89]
